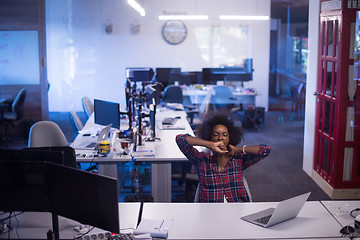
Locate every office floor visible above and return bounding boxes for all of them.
[2,110,331,202]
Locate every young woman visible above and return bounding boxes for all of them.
[176,110,271,202]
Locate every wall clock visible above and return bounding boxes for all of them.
[162,20,187,45]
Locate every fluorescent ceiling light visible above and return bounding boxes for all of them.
[127,0,145,17]
[158,15,208,20]
[219,15,269,20]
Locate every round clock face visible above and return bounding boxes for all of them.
[162,20,187,45]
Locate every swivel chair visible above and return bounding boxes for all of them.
[82,96,94,120]
[28,121,68,148]
[27,121,86,171]
[1,88,26,143]
[210,85,235,111]
[162,85,183,104]
[194,177,253,202]
[161,85,198,125]
[69,111,84,140]
[291,82,306,120]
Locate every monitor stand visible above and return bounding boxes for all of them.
[51,213,60,240]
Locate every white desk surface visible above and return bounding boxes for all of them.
[72,105,194,202]
[0,203,140,240]
[321,200,360,227]
[134,201,343,240]
[1,202,343,240]
[73,105,193,163]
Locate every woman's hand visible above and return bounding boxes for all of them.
[211,141,229,154]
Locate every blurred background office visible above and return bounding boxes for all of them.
[3,0,350,202]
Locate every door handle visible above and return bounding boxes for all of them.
[313,92,319,96]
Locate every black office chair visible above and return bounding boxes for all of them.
[0,88,26,143]
[161,85,183,104]
[161,85,198,126]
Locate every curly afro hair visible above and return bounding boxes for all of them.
[196,109,243,146]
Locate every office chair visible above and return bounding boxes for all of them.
[161,85,183,104]
[161,85,198,126]
[291,82,306,120]
[69,111,84,140]
[28,121,68,148]
[1,88,27,143]
[27,121,95,171]
[193,177,253,202]
[82,96,94,119]
[210,85,235,110]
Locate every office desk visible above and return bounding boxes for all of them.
[321,200,360,227]
[72,105,194,202]
[0,203,140,240]
[0,201,343,240]
[182,85,257,106]
[136,201,342,240]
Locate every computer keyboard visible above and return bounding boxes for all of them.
[107,233,136,240]
[254,215,272,224]
[162,117,178,125]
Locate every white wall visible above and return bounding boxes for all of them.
[46,0,271,111]
[303,0,320,176]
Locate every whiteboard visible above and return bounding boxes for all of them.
[0,31,40,85]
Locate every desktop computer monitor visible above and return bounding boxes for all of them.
[0,159,120,234]
[155,68,181,87]
[126,67,154,82]
[49,163,119,234]
[202,59,253,86]
[0,147,66,166]
[94,99,120,129]
[202,68,219,85]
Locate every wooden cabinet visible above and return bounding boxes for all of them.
[313,0,360,199]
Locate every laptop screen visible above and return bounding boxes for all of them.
[94,99,120,129]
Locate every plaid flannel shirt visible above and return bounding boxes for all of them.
[176,134,271,202]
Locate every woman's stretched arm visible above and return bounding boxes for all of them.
[184,135,228,154]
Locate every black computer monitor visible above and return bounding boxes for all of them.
[126,67,154,82]
[181,71,201,85]
[0,161,50,212]
[155,68,181,87]
[94,99,120,129]
[0,147,66,166]
[202,68,219,85]
[0,160,120,234]
[48,163,119,234]
[202,59,254,86]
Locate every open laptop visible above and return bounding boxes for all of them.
[241,192,311,228]
[73,124,112,150]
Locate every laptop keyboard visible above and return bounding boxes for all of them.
[255,215,272,224]
[162,117,178,125]
[86,142,97,148]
